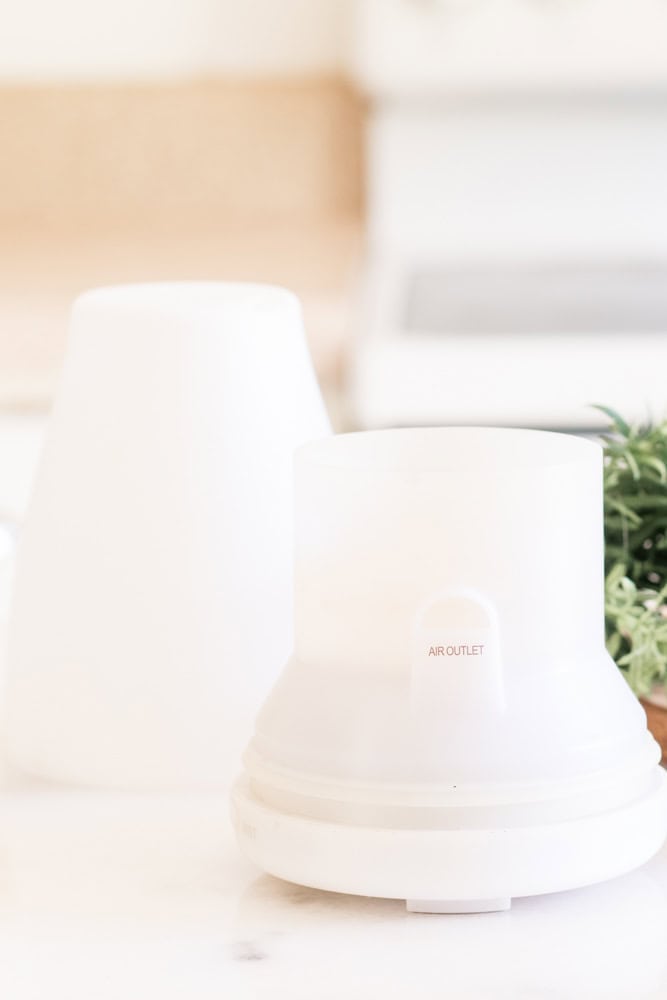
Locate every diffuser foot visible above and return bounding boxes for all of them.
[406,898,511,914]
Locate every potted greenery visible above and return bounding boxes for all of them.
[601,407,667,758]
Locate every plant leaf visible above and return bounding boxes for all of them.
[593,404,631,436]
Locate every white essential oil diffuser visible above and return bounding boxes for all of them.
[232,427,667,912]
[6,282,330,790]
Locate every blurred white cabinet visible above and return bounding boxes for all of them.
[350,0,667,429]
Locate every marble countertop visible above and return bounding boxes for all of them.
[0,778,666,1000]
[1,416,667,999]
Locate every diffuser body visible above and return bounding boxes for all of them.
[6,283,330,790]
[232,427,667,911]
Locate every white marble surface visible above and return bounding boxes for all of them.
[1,414,667,999]
[0,777,666,1000]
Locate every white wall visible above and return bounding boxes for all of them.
[353,0,667,96]
[0,0,350,81]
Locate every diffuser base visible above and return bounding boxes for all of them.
[231,770,667,911]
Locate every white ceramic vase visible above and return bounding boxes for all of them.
[6,282,330,790]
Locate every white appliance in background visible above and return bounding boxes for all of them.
[349,0,667,430]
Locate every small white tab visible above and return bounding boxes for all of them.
[406,898,511,914]
[410,591,505,719]
[411,627,504,716]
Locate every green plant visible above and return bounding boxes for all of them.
[600,406,667,695]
